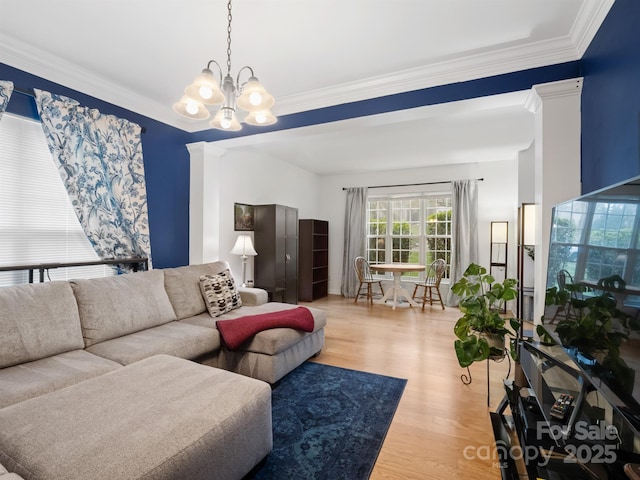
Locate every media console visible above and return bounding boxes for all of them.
[492,338,640,480]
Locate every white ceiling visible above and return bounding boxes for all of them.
[0,0,613,175]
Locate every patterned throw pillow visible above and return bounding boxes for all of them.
[199,270,243,318]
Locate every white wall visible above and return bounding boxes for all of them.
[189,144,322,284]
[317,160,519,295]
[518,144,536,289]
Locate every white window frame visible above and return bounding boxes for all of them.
[366,192,452,282]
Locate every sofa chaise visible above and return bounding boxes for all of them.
[0,261,327,479]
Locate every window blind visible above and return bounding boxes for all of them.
[0,113,114,286]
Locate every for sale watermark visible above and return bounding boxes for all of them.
[462,421,620,469]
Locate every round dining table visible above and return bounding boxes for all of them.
[371,263,426,309]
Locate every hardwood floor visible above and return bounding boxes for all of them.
[300,294,511,480]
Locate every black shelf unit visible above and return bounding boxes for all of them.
[298,219,328,301]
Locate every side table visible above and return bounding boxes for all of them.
[257,286,286,303]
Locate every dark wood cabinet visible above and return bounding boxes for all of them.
[298,219,328,301]
[253,204,298,304]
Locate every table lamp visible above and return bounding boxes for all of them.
[230,234,257,287]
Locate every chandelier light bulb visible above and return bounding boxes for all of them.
[172,95,210,119]
[244,109,276,126]
[221,118,232,129]
[185,100,200,115]
[249,92,262,106]
[199,85,214,100]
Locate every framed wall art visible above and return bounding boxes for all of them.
[234,203,255,231]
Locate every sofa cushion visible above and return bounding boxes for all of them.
[72,270,177,347]
[0,355,272,480]
[86,321,221,365]
[0,282,84,368]
[217,307,314,350]
[181,303,328,356]
[0,350,121,409]
[0,462,23,480]
[163,261,230,320]
[217,329,325,384]
[200,270,242,317]
[238,287,269,306]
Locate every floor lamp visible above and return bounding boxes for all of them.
[230,234,257,287]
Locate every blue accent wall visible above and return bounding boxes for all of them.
[0,63,192,268]
[581,0,640,194]
[1,61,582,268]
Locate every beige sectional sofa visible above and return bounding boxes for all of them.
[0,261,327,480]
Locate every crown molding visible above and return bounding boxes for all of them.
[273,35,580,118]
[186,141,228,158]
[0,33,189,130]
[525,77,583,113]
[0,0,610,132]
[571,0,615,57]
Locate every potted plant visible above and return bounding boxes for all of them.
[451,263,520,375]
[544,274,636,393]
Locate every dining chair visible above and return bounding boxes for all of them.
[354,256,385,305]
[411,258,446,310]
[551,269,579,322]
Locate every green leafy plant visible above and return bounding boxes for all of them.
[544,274,637,394]
[452,263,520,368]
[545,276,632,360]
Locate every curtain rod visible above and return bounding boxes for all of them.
[13,86,35,98]
[10,85,146,133]
[342,178,484,190]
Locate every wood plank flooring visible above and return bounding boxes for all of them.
[300,294,511,480]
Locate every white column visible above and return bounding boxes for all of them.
[525,77,583,323]
[187,142,227,265]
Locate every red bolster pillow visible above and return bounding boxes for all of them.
[216,306,315,350]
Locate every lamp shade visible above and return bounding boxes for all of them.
[491,221,508,244]
[210,107,242,131]
[231,234,257,256]
[185,68,224,105]
[172,95,210,120]
[237,76,275,112]
[244,109,277,126]
[523,204,536,245]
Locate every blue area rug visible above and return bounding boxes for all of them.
[247,361,407,480]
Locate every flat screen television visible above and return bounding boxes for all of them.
[543,174,640,436]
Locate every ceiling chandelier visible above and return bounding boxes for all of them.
[173,0,276,131]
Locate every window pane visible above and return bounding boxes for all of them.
[584,247,626,283]
[589,201,635,248]
[424,195,452,279]
[553,200,588,244]
[0,113,115,286]
[366,193,452,280]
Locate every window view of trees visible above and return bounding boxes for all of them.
[366,195,452,280]
[548,199,640,288]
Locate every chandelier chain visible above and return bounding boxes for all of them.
[226,0,233,77]
[174,0,276,129]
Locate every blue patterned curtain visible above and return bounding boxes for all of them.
[34,89,152,269]
[0,80,13,119]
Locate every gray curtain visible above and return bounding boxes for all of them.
[446,180,479,306]
[341,187,368,297]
